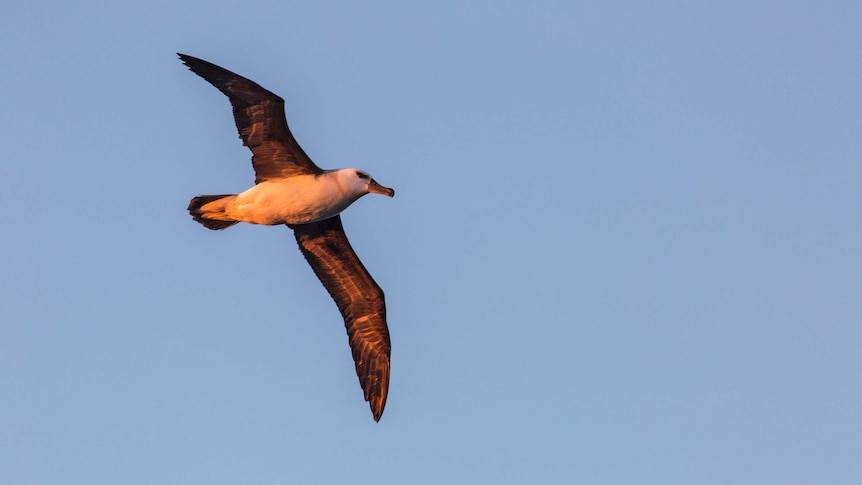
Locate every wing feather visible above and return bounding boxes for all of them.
[178,53,323,182]
[290,216,391,421]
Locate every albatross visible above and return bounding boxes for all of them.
[179,53,393,421]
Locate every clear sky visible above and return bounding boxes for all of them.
[2,1,860,483]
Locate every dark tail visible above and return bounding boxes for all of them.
[188,194,240,230]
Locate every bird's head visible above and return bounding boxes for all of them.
[336,169,395,198]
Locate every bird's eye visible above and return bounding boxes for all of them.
[356,171,370,180]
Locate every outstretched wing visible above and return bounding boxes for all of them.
[290,216,391,421]
[178,53,323,182]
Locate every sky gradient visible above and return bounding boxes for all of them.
[2,1,861,483]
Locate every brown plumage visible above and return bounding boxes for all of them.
[291,216,390,421]
[179,53,322,183]
[188,194,240,230]
[180,53,392,421]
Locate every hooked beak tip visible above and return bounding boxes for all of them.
[368,181,395,197]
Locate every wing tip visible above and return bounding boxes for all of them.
[371,399,386,422]
[176,52,195,67]
[177,53,213,75]
[367,367,390,422]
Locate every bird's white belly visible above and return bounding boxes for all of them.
[226,176,360,225]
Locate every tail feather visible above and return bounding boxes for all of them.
[188,194,240,230]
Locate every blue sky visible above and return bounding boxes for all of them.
[2,1,861,483]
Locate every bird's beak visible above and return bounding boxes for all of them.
[368,179,395,197]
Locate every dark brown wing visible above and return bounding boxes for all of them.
[178,53,323,182]
[290,216,391,421]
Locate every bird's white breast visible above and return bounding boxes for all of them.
[227,173,363,225]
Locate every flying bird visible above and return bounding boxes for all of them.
[178,53,393,421]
